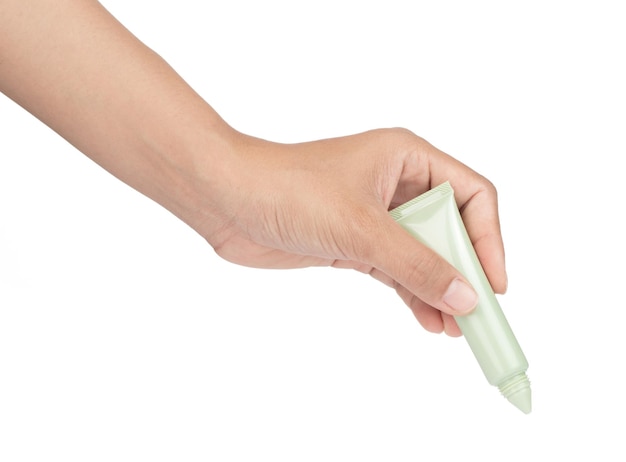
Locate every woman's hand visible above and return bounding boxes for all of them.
[191,128,506,337]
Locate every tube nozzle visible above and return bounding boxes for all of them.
[498,372,532,414]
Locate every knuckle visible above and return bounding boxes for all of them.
[370,127,423,148]
[403,249,454,304]
[406,250,442,289]
[480,176,498,197]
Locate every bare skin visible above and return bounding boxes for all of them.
[0,0,507,336]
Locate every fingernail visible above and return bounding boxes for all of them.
[443,279,478,314]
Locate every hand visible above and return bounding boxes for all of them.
[0,1,506,337]
[190,128,507,337]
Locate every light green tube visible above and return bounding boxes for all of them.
[389,182,531,414]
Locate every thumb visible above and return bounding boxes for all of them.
[369,216,478,317]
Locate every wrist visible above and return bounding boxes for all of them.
[142,111,244,242]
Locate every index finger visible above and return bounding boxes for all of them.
[425,143,508,294]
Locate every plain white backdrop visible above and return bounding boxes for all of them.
[1,1,625,460]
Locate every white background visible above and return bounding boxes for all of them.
[1,1,625,460]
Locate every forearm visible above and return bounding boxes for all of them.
[0,0,235,234]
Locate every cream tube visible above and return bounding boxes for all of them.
[389,181,531,414]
